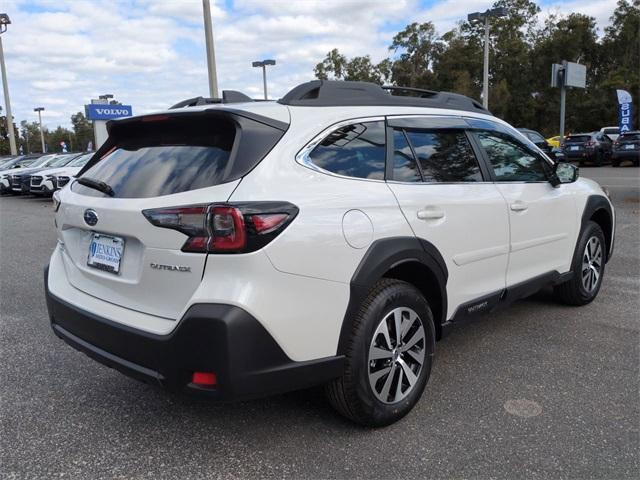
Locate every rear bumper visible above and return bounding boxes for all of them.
[45,266,344,400]
[612,150,640,160]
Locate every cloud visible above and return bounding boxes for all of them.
[0,0,620,131]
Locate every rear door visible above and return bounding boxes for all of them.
[55,110,286,320]
[386,117,510,319]
[471,129,577,286]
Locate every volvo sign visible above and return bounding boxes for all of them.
[85,103,133,121]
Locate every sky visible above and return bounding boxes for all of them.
[0,0,618,130]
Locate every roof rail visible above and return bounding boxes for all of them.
[278,80,489,114]
[170,90,255,109]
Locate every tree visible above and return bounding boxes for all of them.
[601,0,640,130]
[71,112,94,151]
[314,48,390,84]
[388,22,442,88]
[19,121,42,154]
[46,126,74,153]
[432,30,483,99]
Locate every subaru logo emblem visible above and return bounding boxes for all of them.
[84,209,98,226]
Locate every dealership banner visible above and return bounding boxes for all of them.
[616,89,633,134]
[85,104,133,121]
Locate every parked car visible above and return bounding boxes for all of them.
[517,128,555,158]
[611,130,640,167]
[562,132,613,166]
[546,135,562,148]
[0,155,42,194]
[10,153,79,195]
[600,126,620,141]
[46,80,614,426]
[31,152,94,196]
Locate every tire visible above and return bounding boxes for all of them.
[595,150,603,167]
[612,159,620,167]
[554,221,606,306]
[325,278,435,427]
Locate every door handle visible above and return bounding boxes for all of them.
[510,201,528,212]
[417,206,445,220]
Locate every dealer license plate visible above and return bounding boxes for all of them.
[87,234,125,274]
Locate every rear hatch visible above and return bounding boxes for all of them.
[55,108,287,320]
[564,135,592,153]
[615,132,640,151]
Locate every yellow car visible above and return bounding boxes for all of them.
[546,136,562,148]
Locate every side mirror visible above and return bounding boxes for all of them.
[551,162,578,186]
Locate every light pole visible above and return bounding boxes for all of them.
[0,13,17,155]
[467,7,508,110]
[252,59,276,100]
[202,0,219,98]
[34,107,45,153]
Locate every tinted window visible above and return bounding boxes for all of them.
[526,131,546,143]
[73,116,237,198]
[477,132,548,182]
[565,135,592,143]
[404,130,482,182]
[308,121,386,180]
[75,145,232,198]
[621,133,640,141]
[392,130,421,182]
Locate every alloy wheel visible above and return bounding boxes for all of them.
[582,236,603,292]
[368,307,425,404]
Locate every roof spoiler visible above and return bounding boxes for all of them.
[170,90,256,109]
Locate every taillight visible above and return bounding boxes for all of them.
[142,202,298,254]
[585,140,596,148]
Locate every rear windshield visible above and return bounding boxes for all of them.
[603,128,619,134]
[620,133,640,141]
[77,145,232,198]
[72,112,283,199]
[566,136,591,143]
[525,131,545,143]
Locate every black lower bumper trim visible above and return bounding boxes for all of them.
[45,266,344,400]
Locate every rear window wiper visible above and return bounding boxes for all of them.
[76,177,115,197]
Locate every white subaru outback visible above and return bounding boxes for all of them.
[46,81,614,426]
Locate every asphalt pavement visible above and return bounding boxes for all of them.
[1,166,638,479]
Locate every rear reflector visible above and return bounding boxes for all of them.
[192,372,217,386]
[251,213,289,234]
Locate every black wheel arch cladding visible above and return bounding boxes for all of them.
[337,236,448,355]
[580,195,614,262]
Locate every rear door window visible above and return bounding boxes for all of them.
[401,130,483,182]
[307,121,386,180]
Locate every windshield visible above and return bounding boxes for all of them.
[68,153,93,167]
[49,155,77,168]
[603,128,619,134]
